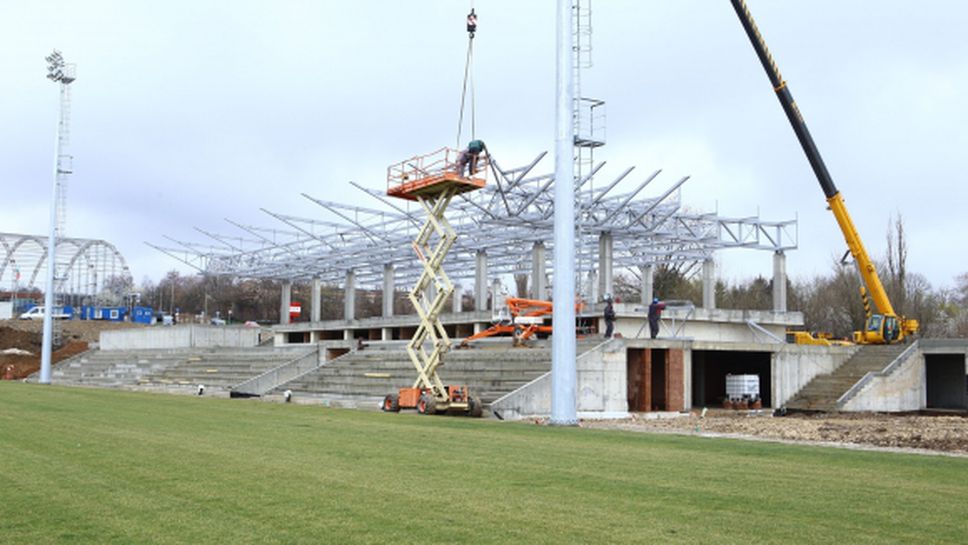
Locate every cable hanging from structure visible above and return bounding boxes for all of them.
[456,5,477,148]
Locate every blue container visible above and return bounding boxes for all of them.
[79,305,127,321]
[131,306,153,324]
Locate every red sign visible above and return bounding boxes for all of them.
[289,302,301,320]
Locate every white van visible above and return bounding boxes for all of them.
[19,306,70,320]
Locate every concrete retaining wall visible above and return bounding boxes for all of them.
[490,340,628,420]
[842,347,924,412]
[772,345,857,407]
[610,306,802,344]
[100,326,260,351]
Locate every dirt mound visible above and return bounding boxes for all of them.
[0,319,138,380]
[1,340,88,380]
[584,410,968,455]
[0,326,42,353]
[0,319,145,345]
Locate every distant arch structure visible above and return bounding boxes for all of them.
[0,232,132,300]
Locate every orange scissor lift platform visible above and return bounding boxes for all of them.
[386,147,487,201]
[382,147,487,416]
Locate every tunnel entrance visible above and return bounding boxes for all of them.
[925,354,967,410]
[626,348,684,412]
[691,350,772,408]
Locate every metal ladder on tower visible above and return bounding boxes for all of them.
[571,0,606,301]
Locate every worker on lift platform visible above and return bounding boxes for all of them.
[466,9,477,37]
[456,139,486,177]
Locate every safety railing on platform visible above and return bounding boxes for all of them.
[386,147,490,193]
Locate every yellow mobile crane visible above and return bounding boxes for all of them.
[730,0,918,344]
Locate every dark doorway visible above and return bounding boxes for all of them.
[926,354,967,410]
[692,350,772,408]
[287,331,310,343]
[626,348,684,412]
[651,349,667,411]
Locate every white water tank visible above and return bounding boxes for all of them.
[726,374,760,401]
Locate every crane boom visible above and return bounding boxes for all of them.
[729,0,917,343]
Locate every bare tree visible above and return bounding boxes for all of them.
[885,212,908,314]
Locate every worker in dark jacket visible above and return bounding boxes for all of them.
[603,295,616,338]
[456,139,486,177]
[648,297,666,339]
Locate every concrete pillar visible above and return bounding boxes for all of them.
[491,278,502,311]
[514,274,529,298]
[452,283,462,313]
[531,241,547,300]
[640,264,654,304]
[587,270,599,304]
[474,250,488,311]
[279,280,292,325]
[344,270,355,321]
[702,259,716,310]
[382,264,394,317]
[310,277,321,322]
[773,251,787,312]
[598,232,613,299]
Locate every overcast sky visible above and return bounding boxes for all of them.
[2,1,966,290]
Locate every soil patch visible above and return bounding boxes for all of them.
[0,319,143,380]
[582,410,968,455]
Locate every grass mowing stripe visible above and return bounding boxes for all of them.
[2,383,966,544]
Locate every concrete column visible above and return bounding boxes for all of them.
[587,270,599,304]
[474,250,488,311]
[598,232,613,299]
[514,274,529,298]
[702,259,716,310]
[640,264,654,304]
[452,283,462,313]
[491,278,502,311]
[382,264,394,317]
[344,270,355,321]
[773,251,787,312]
[310,277,321,322]
[279,280,292,325]
[531,241,547,300]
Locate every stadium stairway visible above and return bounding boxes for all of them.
[784,344,908,412]
[267,338,603,409]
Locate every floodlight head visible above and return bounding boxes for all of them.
[45,49,74,84]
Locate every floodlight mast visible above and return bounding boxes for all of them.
[550,0,577,426]
[39,49,75,385]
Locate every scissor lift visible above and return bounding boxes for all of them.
[382,147,487,416]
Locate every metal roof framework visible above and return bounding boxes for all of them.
[1,232,132,295]
[149,152,797,291]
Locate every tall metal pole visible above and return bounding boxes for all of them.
[550,0,577,425]
[40,51,72,384]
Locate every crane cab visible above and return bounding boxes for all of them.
[855,314,902,344]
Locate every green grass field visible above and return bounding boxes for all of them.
[1,383,966,544]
